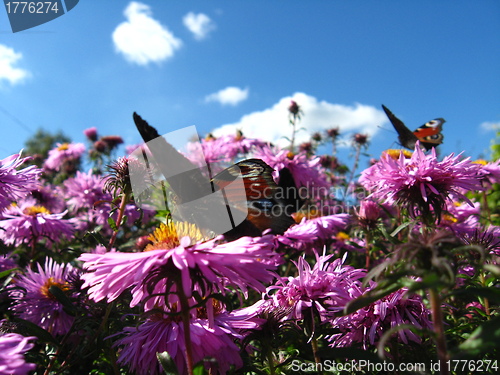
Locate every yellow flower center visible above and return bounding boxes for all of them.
[336,231,350,241]
[383,149,413,160]
[442,213,458,223]
[23,205,51,216]
[473,159,488,166]
[145,221,205,251]
[57,143,70,151]
[40,277,70,300]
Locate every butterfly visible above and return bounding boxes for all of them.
[382,105,445,151]
[133,112,301,240]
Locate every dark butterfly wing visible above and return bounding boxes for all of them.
[412,118,445,151]
[382,105,419,150]
[133,112,211,203]
[211,159,296,235]
[133,113,297,239]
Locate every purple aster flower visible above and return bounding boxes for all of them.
[0,201,74,247]
[83,127,98,141]
[185,133,268,173]
[44,142,86,171]
[115,310,246,375]
[0,152,41,212]
[328,286,433,349]
[277,214,350,253]
[0,332,36,375]
[253,145,330,198]
[9,258,76,336]
[460,225,500,257]
[63,171,108,212]
[475,159,500,186]
[440,201,480,237]
[356,199,382,229]
[0,254,16,273]
[359,143,483,222]
[79,226,280,309]
[267,254,366,321]
[29,184,67,214]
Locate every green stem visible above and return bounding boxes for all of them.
[107,191,130,250]
[429,288,450,375]
[177,284,195,375]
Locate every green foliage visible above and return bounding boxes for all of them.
[23,128,71,166]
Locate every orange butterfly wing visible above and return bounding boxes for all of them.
[211,159,295,235]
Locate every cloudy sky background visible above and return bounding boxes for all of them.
[0,1,499,165]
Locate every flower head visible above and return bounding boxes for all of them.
[0,202,73,247]
[0,152,41,212]
[115,311,245,375]
[278,214,350,253]
[83,127,98,141]
[0,332,36,375]
[44,142,85,172]
[267,254,365,321]
[63,171,108,212]
[79,232,280,310]
[253,145,329,198]
[328,287,433,349]
[9,259,76,335]
[359,143,483,222]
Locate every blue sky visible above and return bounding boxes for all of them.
[0,1,499,166]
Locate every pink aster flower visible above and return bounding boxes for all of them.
[29,184,67,214]
[185,133,268,173]
[268,254,365,321]
[0,202,73,247]
[328,286,433,349]
[83,127,98,141]
[79,233,281,310]
[0,332,36,375]
[0,152,41,212]
[359,143,483,222]
[277,214,350,253]
[63,171,108,212]
[476,158,500,186]
[44,142,86,171]
[253,145,330,198]
[0,254,16,273]
[115,311,247,375]
[440,201,480,237]
[9,258,76,336]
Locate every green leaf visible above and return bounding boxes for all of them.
[390,221,411,237]
[451,287,500,304]
[13,317,59,346]
[157,351,179,375]
[107,217,118,231]
[49,285,77,316]
[0,267,16,279]
[456,315,500,358]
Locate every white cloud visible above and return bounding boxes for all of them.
[205,86,249,106]
[480,121,500,132]
[211,92,387,147]
[183,12,216,40]
[112,2,182,65]
[0,44,29,85]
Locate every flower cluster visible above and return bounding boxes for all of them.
[0,113,498,375]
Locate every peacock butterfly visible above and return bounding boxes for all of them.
[382,104,445,151]
[132,112,301,240]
